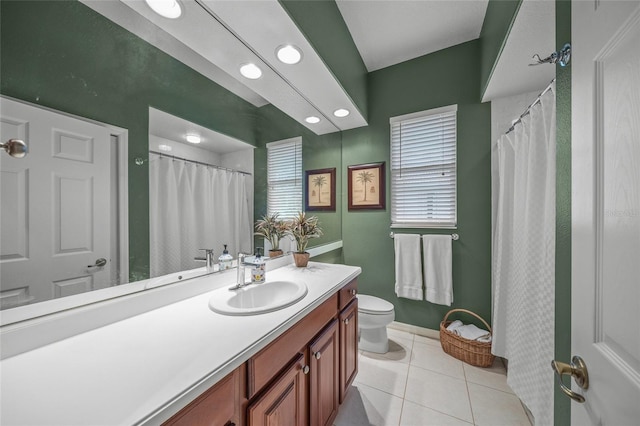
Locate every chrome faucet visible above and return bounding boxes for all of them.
[231,252,252,290]
[195,249,215,272]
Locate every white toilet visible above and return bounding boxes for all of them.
[357,294,395,354]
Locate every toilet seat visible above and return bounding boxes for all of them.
[358,294,394,315]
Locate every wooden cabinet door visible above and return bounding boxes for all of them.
[339,299,358,403]
[247,353,308,426]
[309,319,339,426]
[163,365,244,426]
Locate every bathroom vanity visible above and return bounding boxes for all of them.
[0,261,360,425]
[166,277,359,426]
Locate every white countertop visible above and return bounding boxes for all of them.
[0,262,361,425]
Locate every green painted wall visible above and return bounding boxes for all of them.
[479,0,522,98]
[253,104,343,250]
[554,0,572,424]
[1,0,258,280]
[280,0,368,119]
[342,40,492,330]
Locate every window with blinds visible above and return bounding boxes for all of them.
[390,105,457,228]
[267,137,302,220]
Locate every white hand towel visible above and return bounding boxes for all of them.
[394,234,423,300]
[422,235,453,306]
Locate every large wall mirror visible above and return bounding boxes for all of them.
[0,0,343,324]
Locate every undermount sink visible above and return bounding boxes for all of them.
[208,280,308,316]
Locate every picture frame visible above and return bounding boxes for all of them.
[348,162,385,210]
[305,167,336,211]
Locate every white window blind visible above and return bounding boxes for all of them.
[267,138,302,220]
[390,105,457,228]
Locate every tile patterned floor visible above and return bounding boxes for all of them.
[334,328,531,426]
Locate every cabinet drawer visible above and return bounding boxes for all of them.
[338,279,358,311]
[248,294,338,398]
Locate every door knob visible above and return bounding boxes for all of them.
[302,365,310,375]
[87,258,107,268]
[314,351,322,360]
[551,355,589,403]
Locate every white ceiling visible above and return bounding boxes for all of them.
[83,0,548,141]
[336,0,489,72]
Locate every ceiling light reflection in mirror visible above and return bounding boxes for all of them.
[185,134,201,144]
[145,0,182,19]
[333,108,350,118]
[276,44,303,65]
[240,63,263,80]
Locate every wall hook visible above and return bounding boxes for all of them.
[529,43,571,67]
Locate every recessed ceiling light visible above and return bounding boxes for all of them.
[276,45,302,65]
[185,134,201,144]
[334,108,350,118]
[305,116,320,124]
[158,144,173,152]
[145,0,182,19]
[240,63,262,79]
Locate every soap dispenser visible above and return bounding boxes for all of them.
[251,248,266,284]
[218,244,233,270]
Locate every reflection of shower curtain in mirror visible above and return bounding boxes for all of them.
[149,153,252,277]
[492,83,555,426]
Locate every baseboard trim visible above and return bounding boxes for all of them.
[388,321,440,340]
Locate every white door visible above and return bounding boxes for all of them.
[0,97,112,308]
[572,0,640,424]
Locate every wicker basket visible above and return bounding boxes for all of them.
[440,309,495,368]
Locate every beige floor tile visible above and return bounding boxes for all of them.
[354,354,410,398]
[467,383,530,426]
[361,336,414,364]
[400,400,473,426]
[410,341,465,380]
[387,327,416,342]
[340,329,530,426]
[404,365,473,423]
[334,384,403,426]
[463,358,513,394]
[413,334,441,347]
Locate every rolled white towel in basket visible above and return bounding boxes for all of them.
[453,324,491,341]
[446,320,463,332]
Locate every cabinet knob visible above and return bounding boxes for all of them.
[350,289,357,295]
[344,318,349,325]
[314,351,322,360]
[303,365,310,375]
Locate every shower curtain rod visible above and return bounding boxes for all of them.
[505,78,556,135]
[149,150,252,176]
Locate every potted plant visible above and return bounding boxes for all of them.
[255,213,287,257]
[287,211,323,267]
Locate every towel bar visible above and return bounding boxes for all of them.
[389,232,459,240]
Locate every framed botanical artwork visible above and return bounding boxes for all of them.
[305,167,336,211]
[348,162,385,210]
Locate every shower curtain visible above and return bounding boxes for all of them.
[492,83,556,425]
[149,153,252,277]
